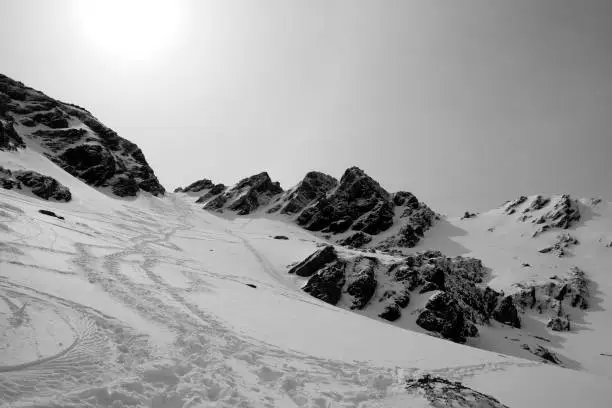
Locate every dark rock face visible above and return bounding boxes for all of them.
[290,247,510,344]
[379,304,401,321]
[416,292,477,343]
[270,171,337,215]
[195,183,226,203]
[0,119,25,150]
[405,375,510,408]
[273,235,289,240]
[297,167,391,233]
[337,231,372,248]
[512,266,590,315]
[492,296,521,328]
[547,315,571,331]
[531,345,562,365]
[181,179,215,193]
[38,209,64,220]
[538,233,578,257]
[203,172,282,215]
[0,73,165,197]
[345,257,377,309]
[0,167,71,202]
[302,262,346,305]
[288,245,337,277]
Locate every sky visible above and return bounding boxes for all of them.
[1,0,611,215]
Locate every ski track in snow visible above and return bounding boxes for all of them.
[0,194,543,407]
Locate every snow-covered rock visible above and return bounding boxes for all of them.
[0,73,164,197]
[202,172,282,215]
[0,166,71,201]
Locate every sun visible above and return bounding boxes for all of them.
[73,0,184,62]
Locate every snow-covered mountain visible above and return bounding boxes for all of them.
[2,74,612,407]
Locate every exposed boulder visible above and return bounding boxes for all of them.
[288,245,337,277]
[405,375,510,408]
[0,167,71,202]
[547,315,571,332]
[302,262,346,305]
[538,233,578,257]
[111,177,139,197]
[416,292,477,343]
[38,209,64,220]
[345,257,377,310]
[532,345,562,365]
[492,296,521,328]
[273,235,289,240]
[378,304,402,321]
[195,183,226,203]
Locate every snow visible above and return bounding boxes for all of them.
[1,158,612,406]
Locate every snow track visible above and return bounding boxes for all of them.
[1,191,612,407]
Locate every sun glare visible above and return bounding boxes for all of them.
[74,0,184,62]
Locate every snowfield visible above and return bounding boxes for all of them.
[1,151,612,407]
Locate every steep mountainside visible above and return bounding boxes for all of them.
[0,73,164,198]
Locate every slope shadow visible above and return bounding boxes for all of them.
[414,218,471,257]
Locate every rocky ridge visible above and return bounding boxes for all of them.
[0,73,165,197]
[179,166,438,249]
[504,194,581,236]
[512,266,590,332]
[288,246,522,343]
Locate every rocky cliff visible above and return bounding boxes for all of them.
[0,73,165,197]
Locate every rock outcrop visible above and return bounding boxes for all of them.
[296,167,392,233]
[288,247,529,343]
[203,172,282,215]
[180,166,437,249]
[513,266,590,315]
[405,375,510,408]
[0,73,165,197]
[538,233,579,257]
[268,171,337,215]
[416,292,478,343]
[0,167,71,201]
[504,194,581,236]
[492,296,521,328]
[288,245,338,277]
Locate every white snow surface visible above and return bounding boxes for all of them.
[1,152,612,406]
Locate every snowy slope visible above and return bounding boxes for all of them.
[418,195,612,378]
[2,160,612,407]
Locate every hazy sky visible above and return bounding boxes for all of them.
[1,0,611,214]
